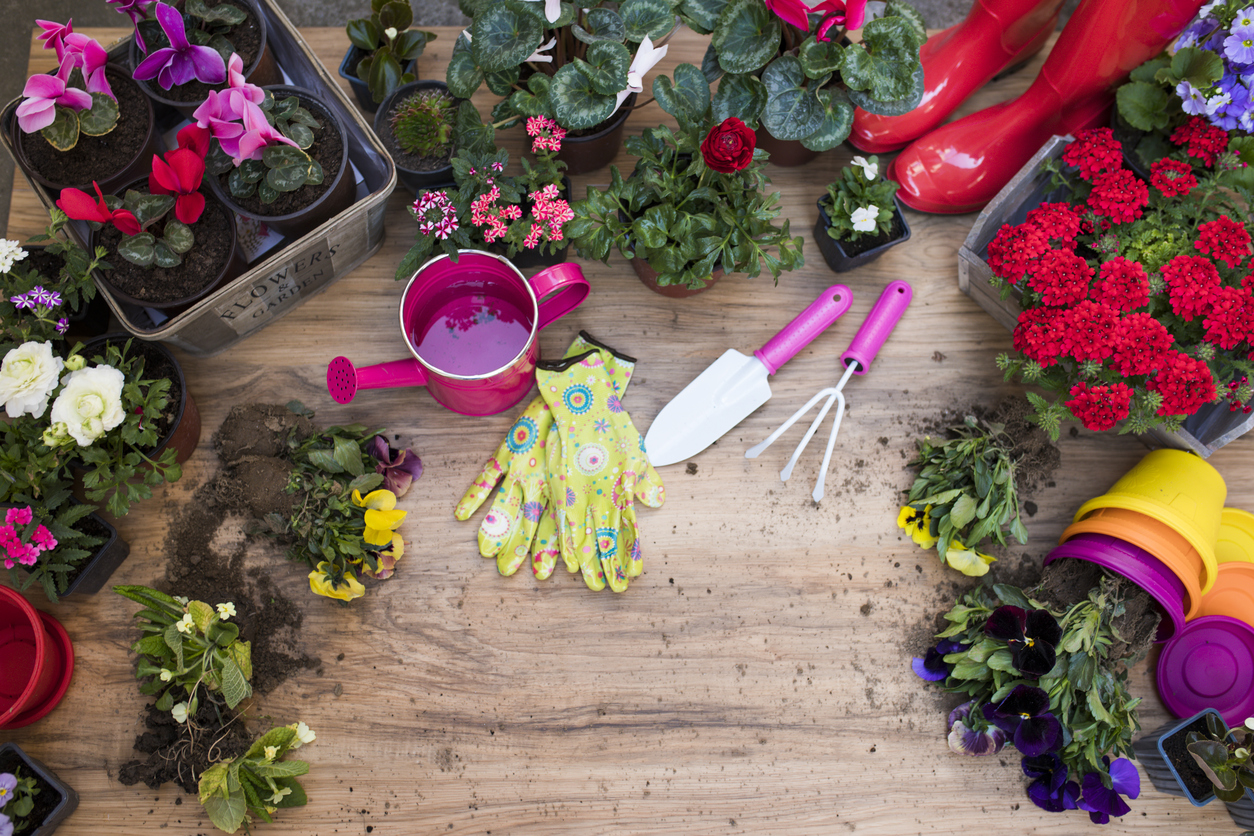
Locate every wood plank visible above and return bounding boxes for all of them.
[4,26,1247,836]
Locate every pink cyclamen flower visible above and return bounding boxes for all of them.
[15,73,92,133]
[232,100,299,163]
[222,52,265,113]
[60,33,115,99]
[106,0,154,50]
[132,2,226,90]
[192,90,247,148]
[35,19,73,59]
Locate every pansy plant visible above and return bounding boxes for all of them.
[17,23,119,151]
[983,605,1062,678]
[0,767,39,836]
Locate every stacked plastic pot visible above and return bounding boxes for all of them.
[1043,449,1254,726]
[0,585,74,729]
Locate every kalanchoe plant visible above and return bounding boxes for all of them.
[115,584,253,723]
[0,767,40,836]
[989,127,1254,439]
[918,576,1145,823]
[1186,713,1254,803]
[567,67,804,289]
[391,88,457,156]
[821,154,898,242]
[347,0,437,103]
[198,723,315,835]
[896,413,1028,577]
[17,23,119,151]
[683,0,926,150]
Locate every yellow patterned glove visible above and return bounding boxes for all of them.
[454,334,635,578]
[538,338,664,592]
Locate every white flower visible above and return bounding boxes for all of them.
[171,702,189,723]
[159,669,173,682]
[526,37,557,63]
[267,787,292,804]
[1206,91,1232,115]
[263,745,279,761]
[175,612,195,634]
[614,36,668,113]
[0,239,27,273]
[216,602,236,620]
[850,205,879,232]
[289,721,316,748]
[384,26,398,40]
[48,364,125,447]
[0,340,64,419]
[850,155,877,181]
[523,0,562,23]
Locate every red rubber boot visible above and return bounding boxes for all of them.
[888,0,1205,214]
[849,0,1068,154]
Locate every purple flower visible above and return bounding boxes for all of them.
[9,293,34,310]
[36,19,73,58]
[0,811,12,836]
[911,638,966,681]
[107,0,154,50]
[46,290,63,308]
[1178,81,1209,116]
[946,701,1006,756]
[983,685,1062,757]
[1023,754,1080,812]
[1226,31,1254,64]
[1078,757,1140,824]
[60,33,114,99]
[55,318,68,334]
[15,72,92,133]
[984,605,1061,678]
[367,435,423,498]
[29,286,52,306]
[132,2,226,90]
[522,501,544,522]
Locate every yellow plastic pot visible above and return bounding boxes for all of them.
[1074,449,1224,595]
[1216,508,1254,564]
[1196,562,1254,627]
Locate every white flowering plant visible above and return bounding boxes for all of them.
[819,154,900,243]
[198,723,314,834]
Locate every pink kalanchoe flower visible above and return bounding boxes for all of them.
[61,33,115,99]
[15,73,92,133]
[36,19,73,59]
[132,2,226,90]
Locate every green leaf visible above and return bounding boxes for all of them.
[201,790,247,834]
[884,0,927,47]
[550,64,617,130]
[188,600,215,632]
[377,0,414,31]
[79,93,120,137]
[991,584,1031,610]
[1115,81,1173,133]
[284,122,315,149]
[267,162,317,192]
[307,449,344,473]
[572,7,626,43]
[153,242,182,269]
[711,0,780,75]
[761,55,822,141]
[619,0,675,43]
[251,759,310,778]
[156,689,175,711]
[949,493,977,529]
[117,233,156,268]
[847,63,925,115]
[367,48,404,103]
[271,776,308,808]
[1161,46,1225,88]
[40,106,80,152]
[187,0,247,24]
[652,62,711,125]
[347,18,380,50]
[257,181,280,204]
[680,0,730,34]
[470,2,544,73]
[986,648,1016,673]
[798,37,843,77]
[219,656,252,709]
[393,29,433,62]
[583,40,631,95]
[124,191,176,226]
[115,585,183,613]
[712,72,767,124]
[163,220,195,254]
[229,639,253,681]
[333,436,366,477]
[133,634,170,657]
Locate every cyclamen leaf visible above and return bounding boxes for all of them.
[619,0,675,43]
[40,107,80,151]
[572,7,626,43]
[117,233,156,268]
[470,2,544,73]
[711,0,780,75]
[153,242,182,269]
[712,72,767,124]
[79,93,120,137]
[163,220,195,254]
[550,64,617,130]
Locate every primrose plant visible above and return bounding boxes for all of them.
[18,22,119,151]
[820,154,899,243]
[198,723,316,835]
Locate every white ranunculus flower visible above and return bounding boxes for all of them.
[49,364,126,447]
[0,340,64,418]
[850,205,879,232]
[0,239,27,273]
[850,155,877,181]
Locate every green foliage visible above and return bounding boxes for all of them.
[933,576,1145,794]
[1185,714,1254,803]
[262,93,322,150]
[115,584,253,720]
[38,89,120,151]
[0,213,100,352]
[390,88,457,156]
[0,766,40,833]
[820,154,898,242]
[347,0,437,103]
[4,489,103,603]
[198,724,313,834]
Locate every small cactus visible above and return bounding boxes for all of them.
[390,89,455,157]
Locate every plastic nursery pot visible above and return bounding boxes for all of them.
[1229,790,1254,831]
[0,586,74,729]
[340,44,419,113]
[205,86,357,239]
[82,334,201,466]
[12,65,160,199]
[1043,534,1186,642]
[813,197,912,273]
[1074,448,1225,595]
[1157,615,1254,726]
[556,93,636,176]
[1062,506,1206,619]
[373,80,460,195]
[60,510,131,597]
[128,0,281,116]
[92,178,247,317]
[1217,507,1254,564]
[631,257,724,298]
[1134,709,1224,805]
[1196,561,1254,626]
[754,125,819,168]
[0,742,80,833]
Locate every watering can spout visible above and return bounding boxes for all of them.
[327,356,429,404]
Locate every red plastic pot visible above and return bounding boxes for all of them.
[0,586,74,729]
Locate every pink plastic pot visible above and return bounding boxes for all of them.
[328,251,589,416]
[0,586,74,729]
[1044,533,1186,642]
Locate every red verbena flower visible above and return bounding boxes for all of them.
[1066,381,1133,431]
[1026,248,1094,307]
[1108,312,1174,377]
[1202,285,1254,350]
[1061,128,1123,180]
[1060,300,1120,362]
[1092,257,1149,312]
[1170,116,1229,166]
[1195,216,1251,269]
[1149,158,1197,198]
[1162,255,1222,321]
[1024,203,1081,248]
[1147,351,1216,416]
[1012,307,1068,368]
[1087,169,1147,225]
[987,222,1048,284]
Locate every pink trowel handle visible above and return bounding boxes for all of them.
[753,284,853,375]
[327,356,429,405]
[841,280,913,375]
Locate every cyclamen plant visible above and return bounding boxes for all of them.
[988,126,1254,439]
[0,767,39,836]
[17,23,119,151]
[820,154,899,242]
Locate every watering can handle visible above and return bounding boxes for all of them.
[529,262,591,332]
[841,280,913,375]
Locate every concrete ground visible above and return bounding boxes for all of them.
[0,0,1070,234]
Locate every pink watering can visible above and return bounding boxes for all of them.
[327,250,589,416]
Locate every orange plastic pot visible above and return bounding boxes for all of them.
[1196,561,1254,626]
[1062,506,1206,619]
[0,586,74,729]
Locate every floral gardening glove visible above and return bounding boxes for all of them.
[454,334,635,578]
[538,339,664,593]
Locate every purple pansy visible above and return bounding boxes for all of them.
[946,701,1006,756]
[132,2,226,90]
[983,685,1062,757]
[0,812,12,836]
[911,638,966,681]
[367,435,423,498]
[15,72,92,133]
[1078,757,1140,824]
[984,605,1061,678]
[1022,753,1080,812]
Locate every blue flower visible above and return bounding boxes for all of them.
[911,638,966,681]
[1078,757,1140,824]
[946,701,1006,756]
[1022,753,1080,812]
[562,383,593,414]
[983,685,1062,757]
[1179,81,1209,115]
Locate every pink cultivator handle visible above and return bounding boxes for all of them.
[841,280,913,374]
[327,356,429,404]
[754,284,854,375]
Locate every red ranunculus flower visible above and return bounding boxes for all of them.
[700,118,756,173]
[55,181,140,236]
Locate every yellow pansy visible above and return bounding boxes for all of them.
[896,505,938,550]
[362,534,403,580]
[353,488,406,545]
[352,488,397,510]
[308,562,365,602]
[944,541,996,577]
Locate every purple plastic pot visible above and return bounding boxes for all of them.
[1043,533,1186,642]
[1157,615,1254,726]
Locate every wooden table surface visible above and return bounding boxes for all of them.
[4,25,1249,836]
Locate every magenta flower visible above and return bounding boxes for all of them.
[192,89,247,150]
[132,2,226,90]
[107,0,154,51]
[233,100,298,162]
[5,507,33,525]
[36,19,73,59]
[61,33,115,99]
[15,70,92,133]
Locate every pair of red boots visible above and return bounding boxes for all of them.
[852,0,1206,214]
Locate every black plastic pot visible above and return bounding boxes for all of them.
[0,742,79,834]
[60,509,130,596]
[340,44,419,113]
[556,93,636,175]
[374,80,460,195]
[814,196,911,273]
[1230,791,1254,831]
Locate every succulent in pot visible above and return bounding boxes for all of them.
[815,153,910,271]
[376,81,462,194]
[345,0,437,106]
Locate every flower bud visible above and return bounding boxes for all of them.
[64,353,86,371]
[42,422,71,447]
